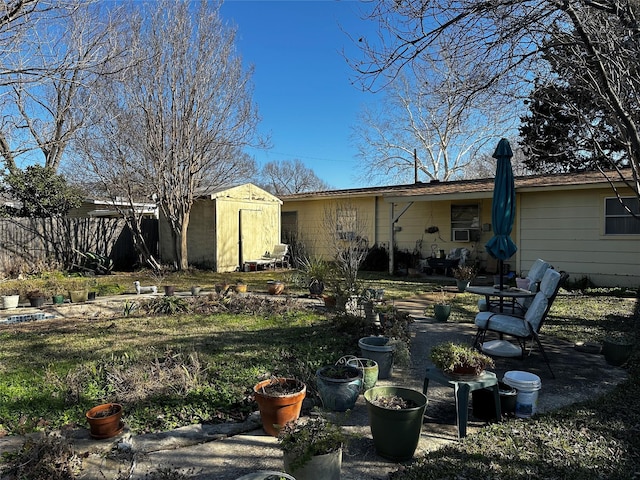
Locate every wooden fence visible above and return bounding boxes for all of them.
[0,217,158,273]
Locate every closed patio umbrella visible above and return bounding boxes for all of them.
[485,138,517,290]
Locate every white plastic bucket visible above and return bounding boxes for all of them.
[502,371,542,418]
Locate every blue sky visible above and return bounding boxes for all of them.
[220,0,378,189]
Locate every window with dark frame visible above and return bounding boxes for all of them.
[604,197,640,235]
[451,204,480,239]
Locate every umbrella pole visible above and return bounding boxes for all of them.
[498,259,505,312]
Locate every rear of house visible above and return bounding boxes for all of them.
[281,171,639,288]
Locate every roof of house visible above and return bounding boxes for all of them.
[279,169,635,202]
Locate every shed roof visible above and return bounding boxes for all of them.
[196,183,282,204]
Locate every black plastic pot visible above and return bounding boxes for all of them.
[472,381,517,420]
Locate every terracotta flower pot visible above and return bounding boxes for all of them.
[86,403,124,439]
[253,378,306,436]
[267,281,285,295]
[322,295,337,309]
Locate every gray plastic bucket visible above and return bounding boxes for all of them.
[358,336,394,379]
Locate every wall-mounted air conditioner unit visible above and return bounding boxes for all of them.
[452,228,471,242]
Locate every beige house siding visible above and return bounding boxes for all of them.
[388,199,498,265]
[281,171,638,287]
[159,184,281,272]
[282,197,377,259]
[283,196,500,269]
[518,187,639,287]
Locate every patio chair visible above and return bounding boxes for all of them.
[268,243,289,268]
[478,258,551,315]
[473,268,569,378]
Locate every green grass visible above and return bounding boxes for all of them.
[390,286,640,480]
[0,297,361,435]
[0,270,638,479]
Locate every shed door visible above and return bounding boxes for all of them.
[239,209,262,267]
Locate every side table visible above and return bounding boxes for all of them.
[423,367,501,438]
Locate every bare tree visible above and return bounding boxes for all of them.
[74,0,260,271]
[0,2,127,174]
[351,0,640,199]
[464,141,532,180]
[322,202,370,303]
[71,107,162,270]
[353,57,515,184]
[260,159,331,194]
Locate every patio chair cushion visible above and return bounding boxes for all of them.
[527,259,551,288]
[474,268,560,336]
[475,311,531,337]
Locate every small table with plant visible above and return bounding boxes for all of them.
[423,368,500,438]
[426,342,500,438]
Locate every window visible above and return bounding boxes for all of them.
[281,211,298,241]
[337,209,357,240]
[451,204,480,241]
[604,197,640,235]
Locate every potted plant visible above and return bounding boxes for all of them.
[346,356,379,391]
[364,386,428,461]
[359,306,412,380]
[429,342,495,378]
[215,279,231,294]
[87,278,98,300]
[67,278,89,303]
[315,364,362,412]
[253,377,306,436]
[234,280,248,294]
[453,265,476,292]
[322,293,337,309]
[602,333,635,366]
[431,288,451,322]
[299,256,331,297]
[360,288,380,324]
[85,402,124,439]
[0,285,20,310]
[267,280,285,295]
[278,416,345,480]
[44,278,65,305]
[26,290,46,308]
